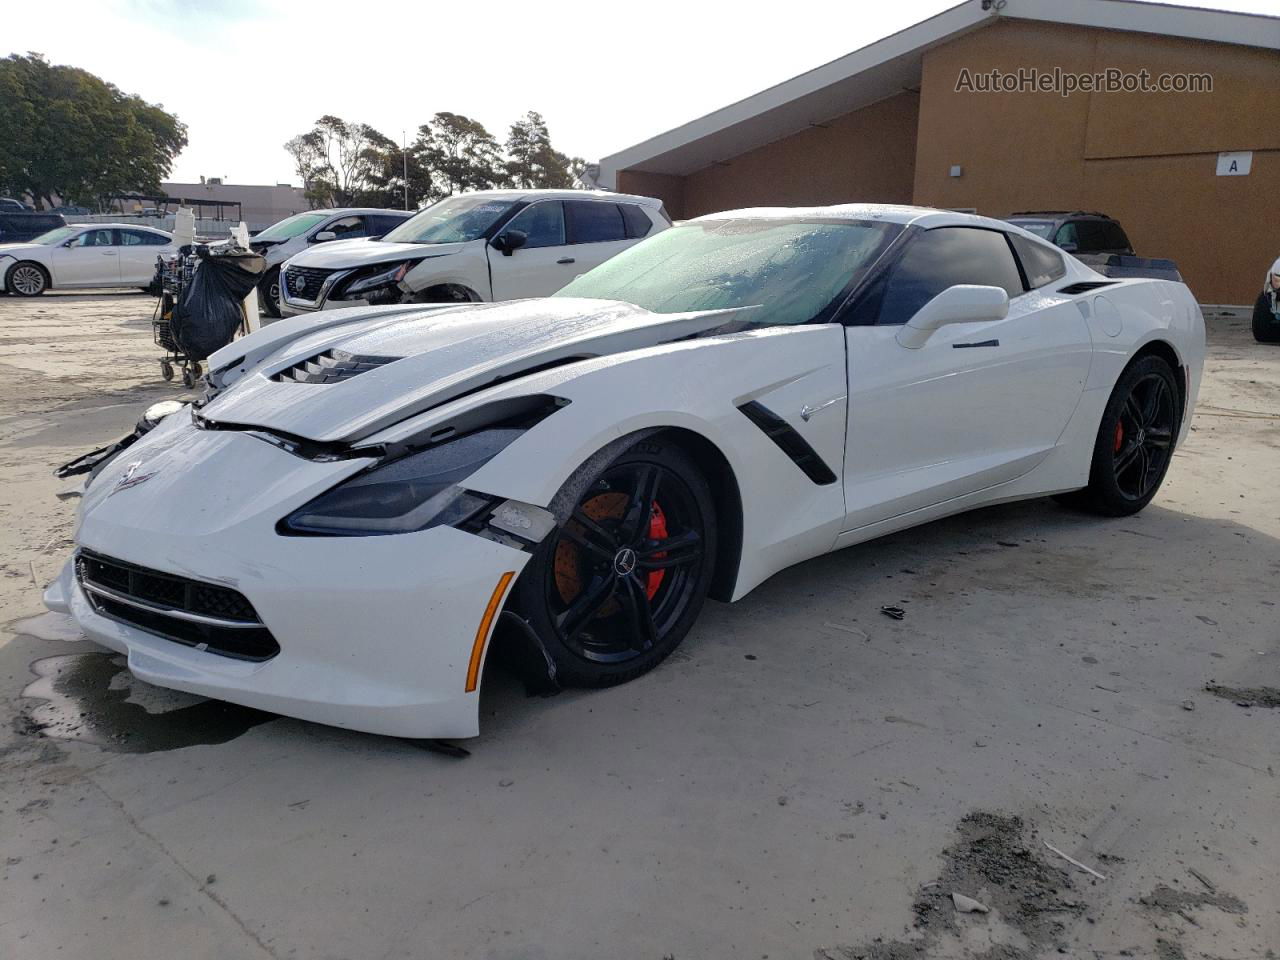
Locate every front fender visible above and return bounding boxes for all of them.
[460,325,850,599]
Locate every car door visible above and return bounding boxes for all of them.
[839,226,1092,532]
[488,200,577,299]
[117,229,168,285]
[50,228,120,287]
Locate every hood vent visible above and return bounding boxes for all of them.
[272,348,401,385]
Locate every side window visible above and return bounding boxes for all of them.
[71,229,115,248]
[371,215,407,235]
[321,215,370,240]
[869,227,1025,325]
[620,204,653,239]
[501,201,565,248]
[1073,220,1109,252]
[565,201,626,244]
[1009,234,1067,289]
[120,229,167,246]
[1102,222,1131,251]
[1054,222,1079,248]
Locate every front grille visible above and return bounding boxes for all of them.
[283,265,336,302]
[271,348,399,384]
[76,550,279,662]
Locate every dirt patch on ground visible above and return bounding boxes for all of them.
[1203,682,1280,708]
[818,812,1086,959]
[1139,883,1248,916]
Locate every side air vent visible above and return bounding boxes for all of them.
[272,348,400,384]
[1058,281,1118,295]
[738,401,838,486]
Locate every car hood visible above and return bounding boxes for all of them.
[198,297,748,443]
[285,239,464,270]
[0,243,45,257]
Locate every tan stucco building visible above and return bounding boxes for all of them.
[602,0,1280,305]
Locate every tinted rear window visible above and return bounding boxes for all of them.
[566,201,626,244]
[1009,234,1067,288]
[620,204,652,239]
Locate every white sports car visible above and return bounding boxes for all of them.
[44,205,1205,740]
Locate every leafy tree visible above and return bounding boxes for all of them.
[284,115,391,208]
[505,111,574,189]
[415,112,508,197]
[0,53,186,209]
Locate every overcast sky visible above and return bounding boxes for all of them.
[4,0,1275,187]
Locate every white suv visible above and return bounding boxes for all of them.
[277,189,669,317]
[248,208,416,317]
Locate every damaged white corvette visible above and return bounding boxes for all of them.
[45,205,1205,739]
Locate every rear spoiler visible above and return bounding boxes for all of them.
[1075,254,1182,282]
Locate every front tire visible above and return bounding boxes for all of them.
[6,261,49,296]
[511,435,717,688]
[258,267,281,318]
[1070,355,1181,517]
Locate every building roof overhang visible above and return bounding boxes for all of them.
[599,0,1280,185]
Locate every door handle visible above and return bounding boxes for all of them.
[556,257,575,265]
[952,339,999,348]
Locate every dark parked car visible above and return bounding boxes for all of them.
[0,212,67,244]
[0,198,33,212]
[1005,211,1134,256]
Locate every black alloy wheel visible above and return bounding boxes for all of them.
[511,437,717,688]
[1066,354,1181,516]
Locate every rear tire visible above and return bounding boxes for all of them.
[258,267,281,318]
[1253,293,1280,344]
[6,261,48,296]
[511,434,717,688]
[1069,355,1181,517]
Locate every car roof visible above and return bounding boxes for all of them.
[427,189,664,208]
[689,203,1021,232]
[312,208,416,217]
[66,222,171,233]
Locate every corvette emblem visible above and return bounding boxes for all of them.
[112,460,156,494]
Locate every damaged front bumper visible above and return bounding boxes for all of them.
[45,421,534,739]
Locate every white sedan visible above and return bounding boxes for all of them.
[45,204,1204,740]
[1,223,176,295]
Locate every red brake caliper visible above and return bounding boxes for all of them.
[646,502,668,600]
[1114,421,1125,453]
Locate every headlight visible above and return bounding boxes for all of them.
[141,399,187,428]
[339,261,414,299]
[279,427,521,536]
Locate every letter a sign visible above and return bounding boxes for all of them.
[1216,152,1252,176]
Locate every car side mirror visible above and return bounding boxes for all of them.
[1058,241,1078,253]
[492,229,528,257]
[896,284,1009,349]
[312,230,337,243]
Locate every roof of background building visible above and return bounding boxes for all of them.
[598,0,1280,186]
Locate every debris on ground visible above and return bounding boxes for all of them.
[951,892,989,913]
[1186,868,1215,892]
[879,606,906,621]
[1180,699,1196,711]
[1139,883,1247,917]
[1203,682,1280,708]
[817,811,1087,959]
[1043,840,1107,880]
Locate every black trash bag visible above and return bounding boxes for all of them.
[171,248,265,361]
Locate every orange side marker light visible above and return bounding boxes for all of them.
[466,571,515,693]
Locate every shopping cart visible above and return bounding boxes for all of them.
[152,252,203,387]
